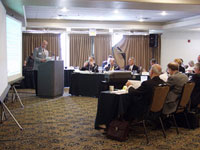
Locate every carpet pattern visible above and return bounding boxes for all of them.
[0,89,200,150]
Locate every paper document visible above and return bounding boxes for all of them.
[128,80,141,89]
[110,90,128,95]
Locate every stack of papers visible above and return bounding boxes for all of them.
[128,80,141,89]
[110,90,128,95]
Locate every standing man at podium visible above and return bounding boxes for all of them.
[33,40,49,96]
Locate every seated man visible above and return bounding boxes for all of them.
[125,64,165,119]
[190,63,200,109]
[162,62,188,115]
[148,58,157,71]
[81,56,98,72]
[102,55,113,68]
[125,57,140,73]
[104,58,120,71]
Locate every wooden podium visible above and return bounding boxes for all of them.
[38,60,64,98]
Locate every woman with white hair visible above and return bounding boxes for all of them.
[186,60,195,73]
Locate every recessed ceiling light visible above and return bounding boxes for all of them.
[66,27,71,32]
[139,18,144,22]
[98,16,104,21]
[109,28,113,33]
[161,11,167,16]
[114,9,119,14]
[61,7,68,12]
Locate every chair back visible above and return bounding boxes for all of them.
[150,84,170,113]
[176,82,195,113]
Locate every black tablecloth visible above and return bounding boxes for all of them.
[64,69,74,87]
[20,70,35,89]
[69,72,105,97]
[95,91,131,129]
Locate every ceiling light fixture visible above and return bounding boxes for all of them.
[66,27,71,32]
[139,18,144,22]
[161,11,167,16]
[109,28,113,33]
[61,7,68,12]
[114,9,119,14]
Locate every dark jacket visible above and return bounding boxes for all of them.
[104,64,120,71]
[129,76,165,107]
[190,74,200,108]
[81,62,98,72]
[179,66,185,73]
[126,76,165,119]
[102,61,107,68]
[125,65,140,73]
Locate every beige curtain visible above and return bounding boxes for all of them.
[22,33,61,61]
[115,35,161,71]
[69,34,92,67]
[94,34,112,66]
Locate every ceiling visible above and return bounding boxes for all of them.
[25,6,200,22]
[2,0,200,32]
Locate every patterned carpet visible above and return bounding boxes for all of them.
[0,89,200,150]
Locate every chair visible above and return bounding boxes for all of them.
[170,82,195,134]
[142,84,170,144]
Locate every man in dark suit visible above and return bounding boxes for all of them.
[162,62,188,115]
[125,57,140,73]
[190,63,200,109]
[125,64,165,119]
[104,58,120,71]
[102,55,113,68]
[81,56,98,72]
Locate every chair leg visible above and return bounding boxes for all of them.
[159,117,166,138]
[172,114,179,135]
[143,120,149,144]
[184,112,191,129]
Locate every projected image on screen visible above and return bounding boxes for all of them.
[6,16,22,82]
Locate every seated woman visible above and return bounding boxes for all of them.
[190,63,200,109]
[186,60,195,73]
[174,58,185,73]
[81,56,98,72]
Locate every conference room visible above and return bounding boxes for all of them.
[1,0,200,149]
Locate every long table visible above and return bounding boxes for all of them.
[69,72,106,97]
[69,71,135,97]
[95,91,131,129]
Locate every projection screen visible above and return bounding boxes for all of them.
[6,15,22,83]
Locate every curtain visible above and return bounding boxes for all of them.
[115,35,161,71]
[22,33,61,61]
[69,34,92,67]
[94,34,112,66]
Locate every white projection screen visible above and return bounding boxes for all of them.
[6,15,22,83]
[0,1,8,96]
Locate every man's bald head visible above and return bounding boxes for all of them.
[151,64,162,75]
[150,64,162,79]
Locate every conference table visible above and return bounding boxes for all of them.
[21,69,35,89]
[64,69,74,87]
[95,91,131,129]
[69,71,106,97]
[69,71,140,97]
